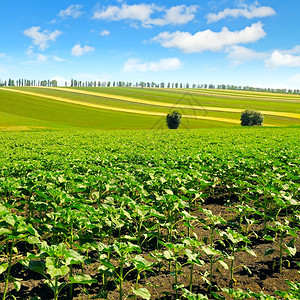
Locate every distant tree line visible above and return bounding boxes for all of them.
[0,79,58,87]
[0,78,299,94]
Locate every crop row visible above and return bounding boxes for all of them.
[0,128,299,299]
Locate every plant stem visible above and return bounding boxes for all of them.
[2,240,14,300]
[68,221,74,300]
[189,264,193,292]
[119,260,124,300]
[230,248,235,288]
[54,277,59,300]
[174,260,178,299]
[279,232,284,273]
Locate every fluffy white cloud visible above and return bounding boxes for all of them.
[123,57,182,72]
[93,3,156,23]
[266,47,300,68]
[151,22,266,53]
[226,45,267,64]
[58,4,83,18]
[24,26,62,51]
[0,53,5,58]
[71,44,95,56]
[207,2,276,23]
[100,30,110,36]
[149,5,198,26]
[92,4,198,27]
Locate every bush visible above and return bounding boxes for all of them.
[241,109,264,126]
[166,111,181,129]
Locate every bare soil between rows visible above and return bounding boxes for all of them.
[1,201,299,300]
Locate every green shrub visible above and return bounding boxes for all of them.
[241,109,264,126]
[166,111,181,129]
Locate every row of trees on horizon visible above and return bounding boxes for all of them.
[0,78,299,95]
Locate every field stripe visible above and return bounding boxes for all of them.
[177,88,300,102]
[49,87,300,120]
[0,87,241,125]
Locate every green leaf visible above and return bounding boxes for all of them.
[13,279,21,292]
[285,244,297,256]
[218,260,228,270]
[0,228,11,235]
[65,249,85,265]
[46,257,69,279]
[0,263,9,274]
[132,287,151,300]
[264,235,275,242]
[242,265,252,275]
[202,246,220,256]
[27,236,40,244]
[163,250,173,260]
[69,274,97,285]
[21,260,45,275]
[244,246,256,257]
[264,248,275,256]
[165,189,173,195]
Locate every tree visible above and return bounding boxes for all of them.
[166,111,182,129]
[241,109,264,126]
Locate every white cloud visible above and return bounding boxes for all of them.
[266,48,300,68]
[207,2,276,23]
[226,45,267,64]
[71,44,95,56]
[0,53,5,58]
[165,5,198,25]
[93,3,156,23]
[53,55,67,62]
[100,30,110,36]
[26,46,34,56]
[151,22,266,53]
[37,54,48,62]
[24,26,62,51]
[92,4,198,27]
[123,57,182,72]
[58,4,83,18]
[149,5,198,26]
[51,75,69,86]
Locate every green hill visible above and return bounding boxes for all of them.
[0,87,299,131]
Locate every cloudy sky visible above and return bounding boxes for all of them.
[0,0,300,88]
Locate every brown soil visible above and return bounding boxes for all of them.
[1,202,299,300]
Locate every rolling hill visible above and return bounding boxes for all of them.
[0,86,299,131]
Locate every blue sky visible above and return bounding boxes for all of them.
[0,0,300,89]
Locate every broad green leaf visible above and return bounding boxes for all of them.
[264,235,274,242]
[65,249,85,265]
[202,246,220,256]
[0,263,9,274]
[132,287,151,300]
[264,248,275,256]
[69,274,97,285]
[0,228,11,235]
[27,236,40,244]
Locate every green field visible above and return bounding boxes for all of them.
[0,87,299,131]
[0,128,299,299]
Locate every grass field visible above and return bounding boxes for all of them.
[0,87,299,131]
